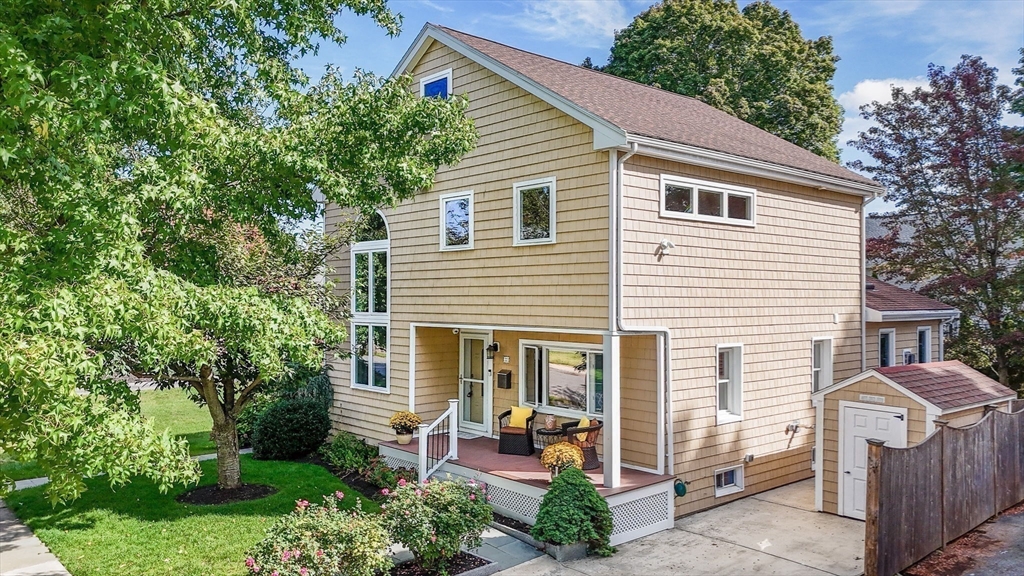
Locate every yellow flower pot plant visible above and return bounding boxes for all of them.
[389,411,422,445]
[540,442,584,482]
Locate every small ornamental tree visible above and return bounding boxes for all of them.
[531,467,615,556]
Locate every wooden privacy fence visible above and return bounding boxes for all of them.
[865,402,1024,576]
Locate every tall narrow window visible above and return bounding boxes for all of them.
[351,212,390,391]
[523,345,541,404]
[439,191,473,250]
[879,330,895,367]
[513,177,556,245]
[812,338,833,392]
[917,327,932,363]
[717,345,743,423]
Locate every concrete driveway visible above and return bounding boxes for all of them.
[495,479,865,576]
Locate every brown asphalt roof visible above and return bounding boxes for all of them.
[877,361,1016,411]
[866,278,957,312]
[435,25,879,189]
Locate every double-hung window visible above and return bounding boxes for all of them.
[879,329,895,367]
[521,343,602,416]
[661,175,756,226]
[716,345,743,424]
[439,191,474,250]
[420,69,452,99]
[917,327,932,363]
[513,177,556,245]
[351,212,390,392]
[812,338,833,392]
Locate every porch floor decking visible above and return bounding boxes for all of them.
[380,436,673,497]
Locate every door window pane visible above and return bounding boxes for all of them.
[354,252,369,313]
[547,349,587,411]
[524,346,538,404]
[664,184,694,214]
[519,185,551,241]
[464,338,484,380]
[372,251,387,313]
[728,194,751,220]
[698,189,723,217]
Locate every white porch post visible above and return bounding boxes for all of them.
[603,334,621,488]
[448,398,459,460]
[417,422,429,483]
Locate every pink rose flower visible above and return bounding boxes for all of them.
[296,499,310,510]
[398,478,407,487]
[335,491,345,499]
[430,535,437,542]
[381,488,390,496]
[245,557,255,567]
[282,550,291,562]
[316,549,324,558]
[469,494,475,500]
[293,550,301,559]
[253,567,260,574]
[300,568,308,576]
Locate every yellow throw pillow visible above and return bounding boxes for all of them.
[509,406,532,429]
[576,416,591,442]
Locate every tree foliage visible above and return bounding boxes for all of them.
[1,0,476,500]
[596,0,843,161]
[851,54,1024,389]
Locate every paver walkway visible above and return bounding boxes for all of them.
[0,501,70,576]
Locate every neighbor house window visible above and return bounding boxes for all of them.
[918,327,932,363]
[661,175,755,226]
[351,211,390,391]
[812,338,833,392]
[513,177,556,245]
[439,191,474,250]
[419,68,452,99]
[716,345,743,424]
[521,342,602,415]
[879,329,895,367]
[714,465,745,497]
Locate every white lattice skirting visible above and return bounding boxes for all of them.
[379,445,675,546]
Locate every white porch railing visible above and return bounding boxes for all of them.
[417,398,459,482]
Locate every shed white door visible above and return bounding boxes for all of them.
[840,404,907,520]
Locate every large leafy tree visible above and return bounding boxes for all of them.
[593,0,843,161]
[0,0,476,500]
[851,54,1024,389]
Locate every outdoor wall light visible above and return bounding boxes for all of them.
[486,342,500,359]
[658,239,676,257]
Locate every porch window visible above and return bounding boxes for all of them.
[439,191,473,250]
[879,329,895,367]
[660,175,755,226]
[812,338,833,392]
[351,211,390,392]
[513,177,556,245]
[420,68,452,99]
[917,327,932,363]
[716,345,743,424]
[521,343,602,416]
[714,465,744,497]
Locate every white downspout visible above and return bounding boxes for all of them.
[861,196,869,372]
[609,143,675,478]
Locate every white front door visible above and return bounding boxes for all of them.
[840,403,908,520]
[459,333,490,433]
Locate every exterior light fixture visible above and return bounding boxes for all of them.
[486,342,500,360]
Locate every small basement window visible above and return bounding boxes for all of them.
[714,465,744,497]
[420,69,452,99]
[661,175,755,226]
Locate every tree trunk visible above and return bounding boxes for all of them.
[212,416,242,490]
[995,346,1012,388]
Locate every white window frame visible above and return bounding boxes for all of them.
[438,190,474,251]
[350,321,390,393]
[350,212,391,393]
[419,68,452,98]
[917,326,932,363]
[512,176,557,246]
[716,344,744,425]
[714,464,745,497]
[659,174,757,227]
[811,337,833,393]
[519,339,602,418]
[878,329,896,367]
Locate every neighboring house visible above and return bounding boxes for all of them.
[325,24,884,542]
[865,278,960,368]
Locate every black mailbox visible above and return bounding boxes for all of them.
[496,369,512,389]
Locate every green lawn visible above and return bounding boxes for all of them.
[2,389,216,482]
[6,456,376,576]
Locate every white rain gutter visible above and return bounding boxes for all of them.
[609,143,675,476]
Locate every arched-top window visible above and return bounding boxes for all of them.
[351,211,390,392]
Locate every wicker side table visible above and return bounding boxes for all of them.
[534,427,565,456]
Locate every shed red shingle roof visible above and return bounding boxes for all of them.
[877,361,1015,411]
[435,25,879,189]
[866,278,957,313]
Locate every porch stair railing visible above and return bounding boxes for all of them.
[417,398,459,482]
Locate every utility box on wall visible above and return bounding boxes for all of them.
[497,369,512,389]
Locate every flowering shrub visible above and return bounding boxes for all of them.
[382,477,493,574]
[531,467,615,556]
[388,411,422,434]
[540,442,584,474]
[362,457,417,490]
[246,494,391,576]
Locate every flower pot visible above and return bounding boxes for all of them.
[544,541,589,562]
[396,432,413,445]
[549,468,559,483]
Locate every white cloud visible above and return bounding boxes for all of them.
[504,0,631,48]
[417,0,453,13]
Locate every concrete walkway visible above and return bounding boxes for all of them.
[0,501,70,576]
[494,479,864,576]
[393,527,543,572]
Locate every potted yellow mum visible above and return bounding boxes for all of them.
[540,442,584,482]
[389,411,422,444]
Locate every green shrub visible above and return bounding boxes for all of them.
[531,467,615,556]
[246,493,391,576]
[382,477,493,574]
[362,457,417,490]
[236,392,273,448]
[320,431,378,474]
[251,397,331,461]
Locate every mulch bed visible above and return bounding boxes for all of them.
[390,552,490,576]
[299,453,383,501]
[176,483,277,505]
[903,502,1024,576]
[492,512,532,534]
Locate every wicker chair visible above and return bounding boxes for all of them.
[498,409,537,456]
[562,419,603,470]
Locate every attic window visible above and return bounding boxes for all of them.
[420,69,452,99]
[660,175,756,226]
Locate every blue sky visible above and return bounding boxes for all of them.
[297,0,1024,211]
